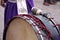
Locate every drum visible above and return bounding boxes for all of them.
[34,15,59,40]
[3,14,59,40]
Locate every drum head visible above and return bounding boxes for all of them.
[5,17,38,40]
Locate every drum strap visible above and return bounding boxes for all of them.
[17,0,28,14]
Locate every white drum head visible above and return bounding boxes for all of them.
[6,18,38,40]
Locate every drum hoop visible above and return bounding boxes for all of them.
[33,15,52,38]
[3,17,20,40]
[19,14,52,38]
[34,15,59,39]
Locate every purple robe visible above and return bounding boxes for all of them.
[56,35,60,40]
[4,2,18,28]
[4,0,34,28]
[26,0,34,13]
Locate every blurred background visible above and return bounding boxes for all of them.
[0,0,60,40]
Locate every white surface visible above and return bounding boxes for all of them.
[0,6,4,40]
[17,0,28,14]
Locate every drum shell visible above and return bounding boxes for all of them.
[34,15,59,40]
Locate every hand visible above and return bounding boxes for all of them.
[0,1,1,5]
[0,0,5,7]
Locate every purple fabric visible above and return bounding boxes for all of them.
[26,0,34,13]
[56,24,60,40]
[56,35,60,40]
[4,0,34,13]
[4,0,34,28]
[4,0,7,3]
[4,2,18,28]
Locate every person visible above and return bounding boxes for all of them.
[43,0,57,6]
[0,0,34,28]
[43,0,50,6]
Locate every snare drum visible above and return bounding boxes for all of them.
[3,14,59,40]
